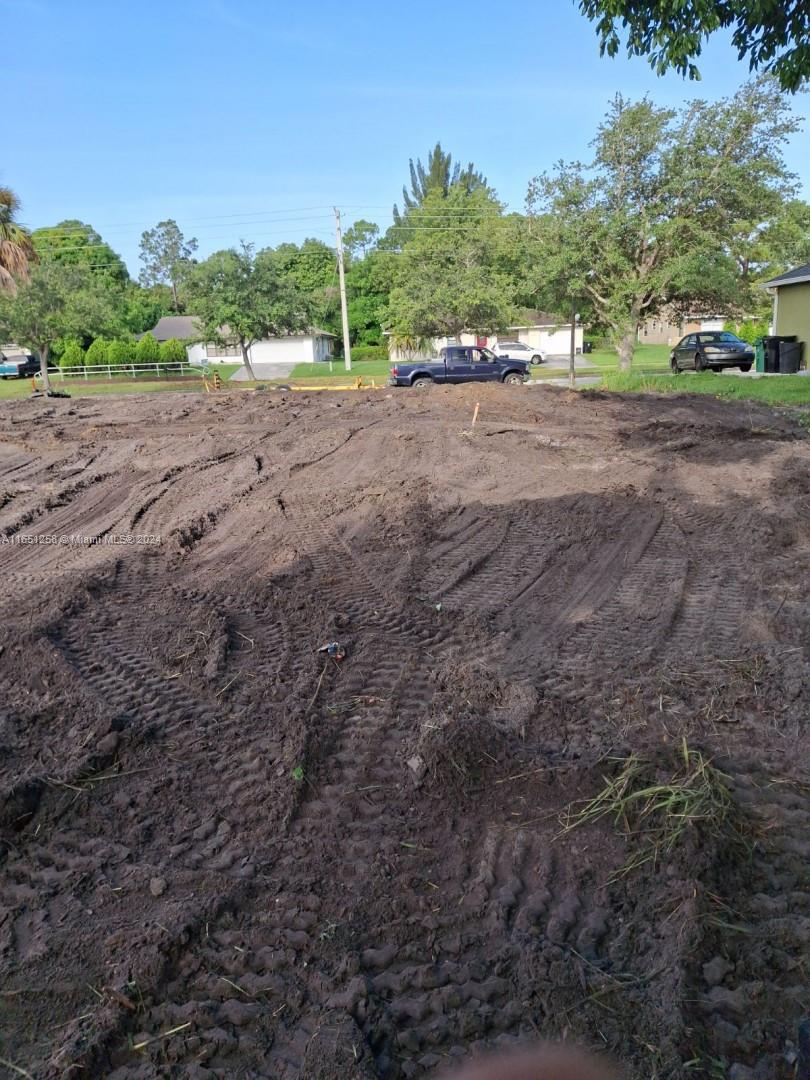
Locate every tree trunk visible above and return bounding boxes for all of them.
[240,340,257,382]
[171,280,179,312]
[617,329,635,372]
[39,343,51,393]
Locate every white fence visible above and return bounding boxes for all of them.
[37,362,205,382]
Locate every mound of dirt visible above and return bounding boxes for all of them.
[0,385,808,1079]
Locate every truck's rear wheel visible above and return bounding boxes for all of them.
[504,373,523,385]
[412,377,432,389]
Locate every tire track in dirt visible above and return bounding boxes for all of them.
[83,504,456,1077]
[693,770,810,1061]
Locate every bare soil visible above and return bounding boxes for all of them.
[0,384,808,1079]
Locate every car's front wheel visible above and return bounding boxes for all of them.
[739,363,752,373]
[670,354,679,374]
[503,373,524,386]
[531,354,543,365]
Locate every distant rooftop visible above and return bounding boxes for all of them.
[140,316,335,341]
[762,262,810,288]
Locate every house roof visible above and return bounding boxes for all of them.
[762,262,810,288]
[142,316,335,342]
[142,315,201,341]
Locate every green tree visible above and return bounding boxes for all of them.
[136,332,160,365]
[85,338,108,368]
[139,219,198,311]
[32,220,128,283]
[59,339,85,371]
[264,238,339,337]
[107,339,135,368]
[186,244,312,381]
[394,143,488,224]
[386,186,516,344]
[343,220,380,258]
[346,250,396,345]
[579,0,810,92]
[526,80,799,370]
[122,283,171,335]
[0,186,35,293]
[0,261,119,389]
[159,337,187,365]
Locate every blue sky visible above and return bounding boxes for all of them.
[4,0,808,275]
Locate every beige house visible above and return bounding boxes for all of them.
[762,263,810,349]
[638,313,729,345]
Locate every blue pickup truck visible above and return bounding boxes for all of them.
[389,346,530,388]
[0,352,39,379]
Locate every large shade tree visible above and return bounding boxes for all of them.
[526,79,800,369]
[0,262,120,390]
[578,0,810,91]
[185,244,313,381]
[386,185,517,346]
[0,186,35,294]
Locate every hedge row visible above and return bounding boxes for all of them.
[60,334,188,370]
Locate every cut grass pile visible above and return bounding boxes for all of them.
[599,370,810,406]
[560,739,744,878]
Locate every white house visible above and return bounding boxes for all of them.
[387,312,583,362]
[142,315,335,365]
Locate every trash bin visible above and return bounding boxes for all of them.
[763,335,796,373]
[754,337,765,373]
[779,340,804,374]
[583,341,593,355]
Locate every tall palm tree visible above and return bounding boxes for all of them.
[0,186,35,293]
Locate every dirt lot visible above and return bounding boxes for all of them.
[0,384,808,1079]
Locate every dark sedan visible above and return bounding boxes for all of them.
[670,331,754,374]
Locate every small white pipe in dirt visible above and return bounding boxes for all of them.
[471,402,480,428]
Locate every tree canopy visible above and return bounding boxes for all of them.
[139,219,198,311]
[32,220,129,284]
[578,0,810,92]
[185,244,313,380]
[526,79,800,368]
[0,261,121,388]
[393,142,488,225]
[386,185,517,345]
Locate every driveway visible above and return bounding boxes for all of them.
[229,362,296,382]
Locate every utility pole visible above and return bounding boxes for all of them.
[334,208,352,373]
[569,305,577,389]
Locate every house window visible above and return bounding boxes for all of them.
[206,342,240,358]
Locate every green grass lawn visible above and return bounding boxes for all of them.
[598,370,810,406]
[287,358,392,383]
[585,344,672,373]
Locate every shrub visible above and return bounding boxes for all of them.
[724,318,768,345]
[136,332,160,365]
[351,344,388,362]
[159,338,187,365]
[107,340,135,368]
[60,340,85,371]
[85,338,109,368]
